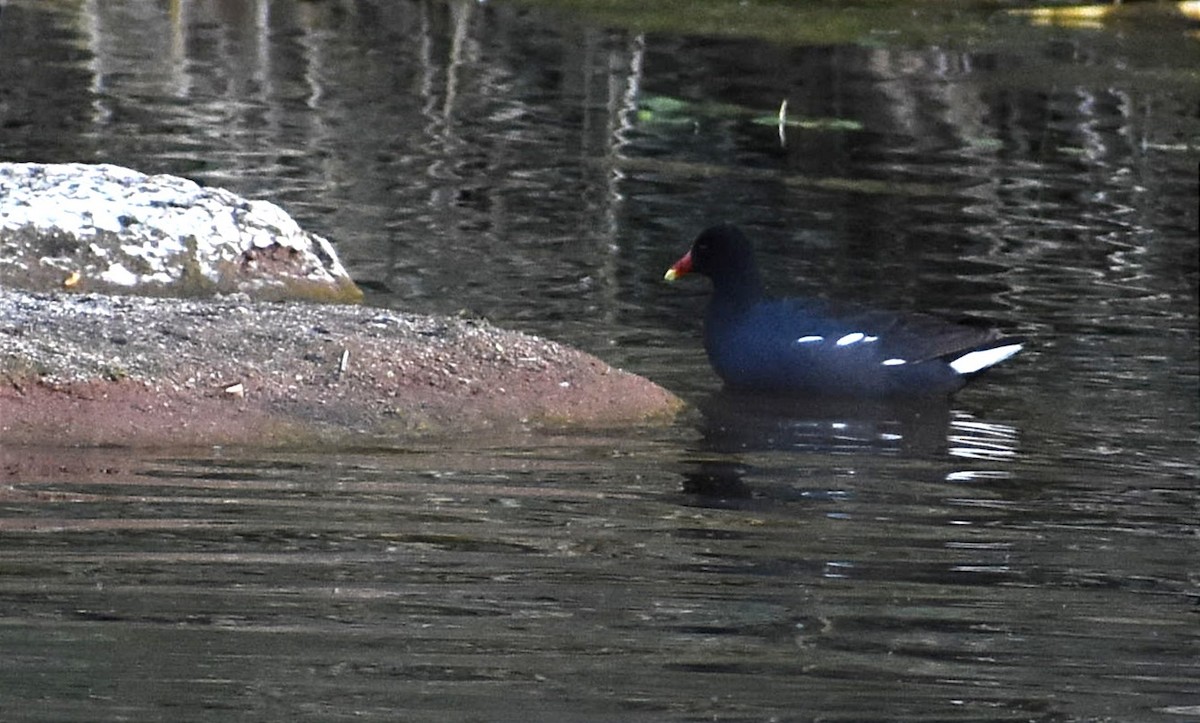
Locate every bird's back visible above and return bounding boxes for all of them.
[704,296,1018,396]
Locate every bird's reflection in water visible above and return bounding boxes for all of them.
[679,459,755,501]
[681,390,1020,501]
[697,390,954,456]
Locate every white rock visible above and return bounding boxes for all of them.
[0,162,361,302]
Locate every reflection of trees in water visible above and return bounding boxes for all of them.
[12,0,649,321]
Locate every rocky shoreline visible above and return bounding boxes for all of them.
[0,162,683,448]
[0,289,683,447]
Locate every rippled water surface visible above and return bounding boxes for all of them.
[1,0,1197,720]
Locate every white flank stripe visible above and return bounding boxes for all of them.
[836,332,865,346]
[881,358,907,366]
[949,343,1023,375]
[795,335,824,344]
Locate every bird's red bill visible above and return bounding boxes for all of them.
[664,251,693,281]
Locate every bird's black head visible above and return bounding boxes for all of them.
[665,224,763,299]
[687,224,754,278]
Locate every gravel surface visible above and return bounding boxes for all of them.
[0,289,682,447]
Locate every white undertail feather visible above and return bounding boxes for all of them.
[948,343,1024,375]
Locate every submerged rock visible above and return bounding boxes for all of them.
[0,162,362,303]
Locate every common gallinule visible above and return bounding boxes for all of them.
[665,224,1024,397]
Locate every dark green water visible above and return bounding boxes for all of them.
[1,1,1197,720]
